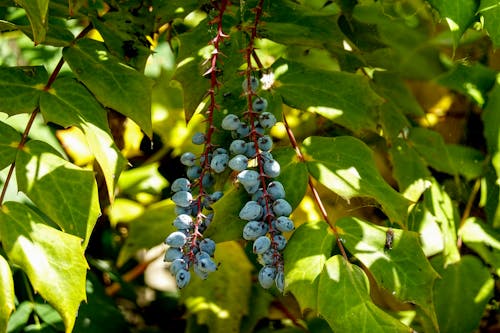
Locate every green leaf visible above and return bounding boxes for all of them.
[446,144,486,180]
[117,199,176,266]
[432,255,494,333]
[408,127,456,175]
[372,71,424,117]
[7,301,32,333]
[482,80,500,226]
[407,202,444,257]
[40,77,127,200]
[15,140,101,248]
[117,162,168,197]
[0,202,88,333]
[273,147,308,210]
[180,241,253,333]
[33,304,64,331]
[302,136,410,224]
[424,180,460,265]
[436,63,496,105]
[15,0,49,44]
[275,60,384,132]
[260,0,344,48]
[0,66,47,115]
[460,217,500,276]
[284,220,336,311]
[479,0,500,47]
[318,255,410,332]
[389,138,431,202]
[337,216,439,331]
[0,121,21,170]
[0,255,15,333]
[204,186,249,243]
[378,102,412,141]
[427,0,478,46]
[62,39,153,136]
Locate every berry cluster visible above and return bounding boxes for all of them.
[220,77,294,292]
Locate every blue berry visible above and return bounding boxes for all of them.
[267,181,285,200]
[243,182,260,194]
[221,114,241,130]
[180,152,197,166]
[209,191,224,203]
[210,153,229,173]
[171,178,191,192]
[170,258,187,275]
[275,270,285,293]
[259,112,277,129]
[191,132,206,145]
[237,170,260,187]
[193,264,209,280]
[242,76,259,93]
[175,205,191,216]
[258,266,277,289]
[228,155,248,171]
[253,236,271,254]
[275,216,294,232]
[273,199,292,217]
[239,201,263,221]
[245,142,257,158]
[273,234,287,250]
[259,248,277,266]
[165,231,188,248]
[263,159,281,178]
[164,247,183,262]
[234,122,250,138]
[213,147,228,156]
[186,165,202,180]
[253,97,268,112]
[202,173,215,188]
[199,238,216,256]
[257,135,273,151]
[243,221,268,240]
[230,139,247,155]
[172,190,193,207]
[173,214,193,229]
[176,269,191,289]
[196,251,217,273]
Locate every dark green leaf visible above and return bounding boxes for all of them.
[479,0,500,47]
[275,60,384,132]
[63,39,153,136]
[181,241,252,333]
[302,136,410,224]
[0,255,15,333]
[284,220,336,311]
[40,77,127,199]
[436,63,496,105]
[15,140,101,248]
[0,121,21,170]
[461,217,500,276]
[337,216,439,330]
[432,255,494,333]
[389,138,431,202]
[427,0,478,46]
[408,127,456,175]
[446,144,486,180]
[0,66,47,115]
[0,202,88,333]
[318,255,410,332]
[117,199,176,266]
[15,0,48,44]
[33,304,64,331]
[273,147,308,209]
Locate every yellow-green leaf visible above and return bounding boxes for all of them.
[0,255,15,333]
[0,202,88,333]
[15,0,49,44]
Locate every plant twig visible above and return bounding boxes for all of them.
[457,178,481,248]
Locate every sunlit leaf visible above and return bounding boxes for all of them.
[460,217,500,276]
[302,136,410,224]
[63,39,153,136]
[0,202,88,333]
[275,60,384,132]
[40,77,127,199]
[180,241,252,333]
[15,0,49,44]
[0,255,15,333]
[0,66,47,115]
[478,0,500,47]
[432,255,494,333]
[318,255,411,332]
[117,162,168,197]
[15,140,101,248]
[337,216,439,330]
[0,121,21,170]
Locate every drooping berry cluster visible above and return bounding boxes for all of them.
[163,0,229,289]
[221,77,294,292]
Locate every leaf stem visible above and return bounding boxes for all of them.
[282,113,349,261]
[457,178,481,248]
